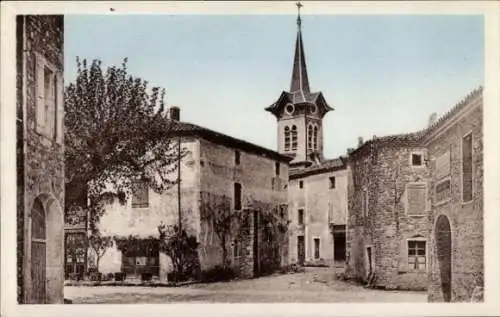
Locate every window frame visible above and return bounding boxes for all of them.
[284,126,291,152]
[298,180,304,189]
[313,237,320,259]
[234,182,242,211]
[298,208,304,225]
[291,125,298,150]
[235,150,241,165]
[35,52,63,143]
[275,162,280,176]
[406,238,427,271]
[410,151,425,168]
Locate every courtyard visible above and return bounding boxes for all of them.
[64,267,426,303]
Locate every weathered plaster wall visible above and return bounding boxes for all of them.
[288,168,348,265]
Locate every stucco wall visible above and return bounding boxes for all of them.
[288,168,348,265]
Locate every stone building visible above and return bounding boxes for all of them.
[16,15,65,303]
[94,108,291,280]
[345,134,431,290]
[423,88,483,302]
[265,10,348,266]
[345,87,483,293]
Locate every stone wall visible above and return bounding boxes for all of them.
[425,94,483,302]
[17,15,65,304]
[288,168,348,265]
[346,140,431,290]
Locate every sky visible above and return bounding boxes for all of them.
[65,14,484,158]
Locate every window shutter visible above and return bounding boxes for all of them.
[35,55,45,134]
[56,73,64,144]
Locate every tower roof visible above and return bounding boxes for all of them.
[290,11,310,97]
[265,2,333,117]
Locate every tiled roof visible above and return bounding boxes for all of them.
[289,157,346,179]
[168,120,293,163]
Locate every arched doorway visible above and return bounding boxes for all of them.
[435,215,452,302]
[30,198,46,303]
[29,195,64,304]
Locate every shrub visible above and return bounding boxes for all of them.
[200,266,235,283]
[114,272,126,281]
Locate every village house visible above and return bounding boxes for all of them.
[16,15,65,303]
[345,134,431,290]
[91,107,291,281]
[423,87,483,302]
[345,87,483,295]
[265,9,348,267]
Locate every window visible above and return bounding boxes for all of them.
[132,182,149,208]
[408,240,426,270]
[284,126,291,151]
[314,238,320,259]
[308,124,313,150]
[36,54,63,142]
[235,151,240,165]
[299,180,303,189]
[291,125,298,150]
[406,183,427,215]
[275,162,280,176]
[462,133,473,202]
[234,182,242,210]
[329,176,336,189]
[313,126,318,151]
[411,153,423,166]
[298,209,304,225]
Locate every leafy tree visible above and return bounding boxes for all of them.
[88,231,114,274]
[64,57,186,230]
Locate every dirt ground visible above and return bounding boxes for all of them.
[64,267,427,303]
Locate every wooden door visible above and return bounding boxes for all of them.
[436,215,452,302]
[30,199,46,304]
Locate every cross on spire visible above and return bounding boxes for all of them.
[296,2,303,26]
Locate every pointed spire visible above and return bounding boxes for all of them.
[290,2,310,97]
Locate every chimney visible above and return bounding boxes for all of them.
[428,112,438,127]
[169,106,180,121]
[358,136,364,147]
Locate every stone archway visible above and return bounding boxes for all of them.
[29,194,64,304]
[435,215,452,302]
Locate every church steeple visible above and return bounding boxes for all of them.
[290,2,310,96]
[265,2,334,167]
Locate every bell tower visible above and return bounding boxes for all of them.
[265,2,333,169]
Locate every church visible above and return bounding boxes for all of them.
[265,8,348,267]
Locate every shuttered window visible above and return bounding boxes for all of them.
[462,133,473,202]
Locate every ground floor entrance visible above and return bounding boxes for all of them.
[435,215,452,302]
[333,225,346,264]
